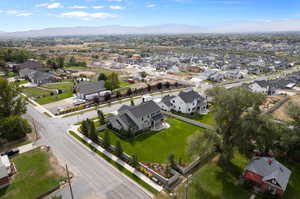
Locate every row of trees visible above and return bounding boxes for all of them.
[187,86,300,164]
[0,48,31,64]
[79,116,139,167]
[98,72,120,91]
[46,56,87,70]
[0,78,31,143]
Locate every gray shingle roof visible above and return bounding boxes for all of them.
[178,90,203,103]
[245,157,291,191]
[161,95,175,107]
[76,81,106,95]
[125,101,161,118]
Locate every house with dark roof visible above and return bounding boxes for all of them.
[160,90,207,114]
[243,156,291,196]
[14,60,46,72]
[75,81,111,100]
[108,101,164,135]
[19,68,58,85]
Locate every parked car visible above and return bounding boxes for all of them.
[1,149,20,157]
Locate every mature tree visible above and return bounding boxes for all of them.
[279,102,300,159]
[104,72,120,90]
[98,73,107,81]
[0,78,27,118]
[56,56,65,69]
[97,110,105,125]
[205,86,265,161]
[165,81,170,89]
[80,119,90,137]
[103,131,111,149]
[168,153,176,168]
[88,121,98,142]
[147,84,151,92]
[115,141,123,158]
[0,59,6,71]
[131,155,139,168]
[0,116,31,142]
[68,56,77,66]
[157,82,162,90]
[116,90,121,98]
[46,59,57,69]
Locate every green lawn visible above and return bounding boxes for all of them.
[173,112,216,126]
[35,91,74,105]
[0,148,64,199]
[184,152,300,199]
[99,118,204,163]
[42,82,73,91]
[22,87,51,98]
[119,81,133,87]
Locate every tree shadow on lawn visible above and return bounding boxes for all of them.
[214,161,252,199]
[0,186,9,198]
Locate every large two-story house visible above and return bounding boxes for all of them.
[159,90,208,115]
[108,101,164,136]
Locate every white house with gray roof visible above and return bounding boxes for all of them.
[159,90,207,115]
[108,100,164,135]
[75,81,111,100]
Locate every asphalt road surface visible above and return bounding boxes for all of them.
[24,104,152,199]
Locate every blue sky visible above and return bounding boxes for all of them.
[0,0,300,32]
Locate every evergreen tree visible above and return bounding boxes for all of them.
[97,110,105,125]
[98,73,107,81]
[115,141,123,158]
[103,131,111,149]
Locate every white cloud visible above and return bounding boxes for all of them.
[36,2,62,9]
[92,6,104,9]
[70,5,87,9]
[16,12,32,17]
[109,5,124,10]
[60,11,117,19]
[146,4,156,8]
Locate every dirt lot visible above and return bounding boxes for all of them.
[273,93,300,121]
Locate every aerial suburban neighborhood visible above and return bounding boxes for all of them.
[0,1,300,199]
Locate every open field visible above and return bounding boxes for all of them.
[22,87,51,98]
[273,94,300,121]
[0,148,65,199]
[42,82,73,91]
[35,91,74,105]
[99,118,204,164]
[173,112,216,126]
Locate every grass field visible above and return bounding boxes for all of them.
[42,82,73,91]
[35,91,74,105]
[99,118,204,163]
[179,112,216,126]
[22,87,51,98]
[0,148,64,199]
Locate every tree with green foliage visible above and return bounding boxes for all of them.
[0,116,31,142]
[131,155,139,168]
[98,73,107,81]
[168,153,176,168]
[80,119,90,137]
[104,72,120,90]
[127,88,132,96]
[89,121,98,142]
[130,99,135,106]
[103,131,111,149]
[188,87,269,163]
[97,110,105,125]
[56,56,65,69]
[115,141,123,158]
[0,78,27,118]
[280,102,300,159]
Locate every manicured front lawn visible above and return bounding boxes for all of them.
[0,148,64,199]
[174,112,216,126]
[42,82,73,91]
[22,87,51,98]
[35,91,74,105]
[99,118,204,163]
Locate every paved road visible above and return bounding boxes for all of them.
[24,105,152,199]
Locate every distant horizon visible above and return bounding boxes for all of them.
[1,0,300,33]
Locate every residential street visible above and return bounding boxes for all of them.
[24,104,152,199]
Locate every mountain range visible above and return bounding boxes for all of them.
[0,25,205,38]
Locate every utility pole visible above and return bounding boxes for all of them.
[185,175,192,199]
[66,164,74,199]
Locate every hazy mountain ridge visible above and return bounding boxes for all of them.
[0,25,205,38]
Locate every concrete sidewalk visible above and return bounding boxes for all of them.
[18,143,39,154]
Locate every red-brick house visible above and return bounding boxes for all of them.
[243,156,291,196]
[0,155,11,189]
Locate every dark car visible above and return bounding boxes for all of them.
[1,149,19,157]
